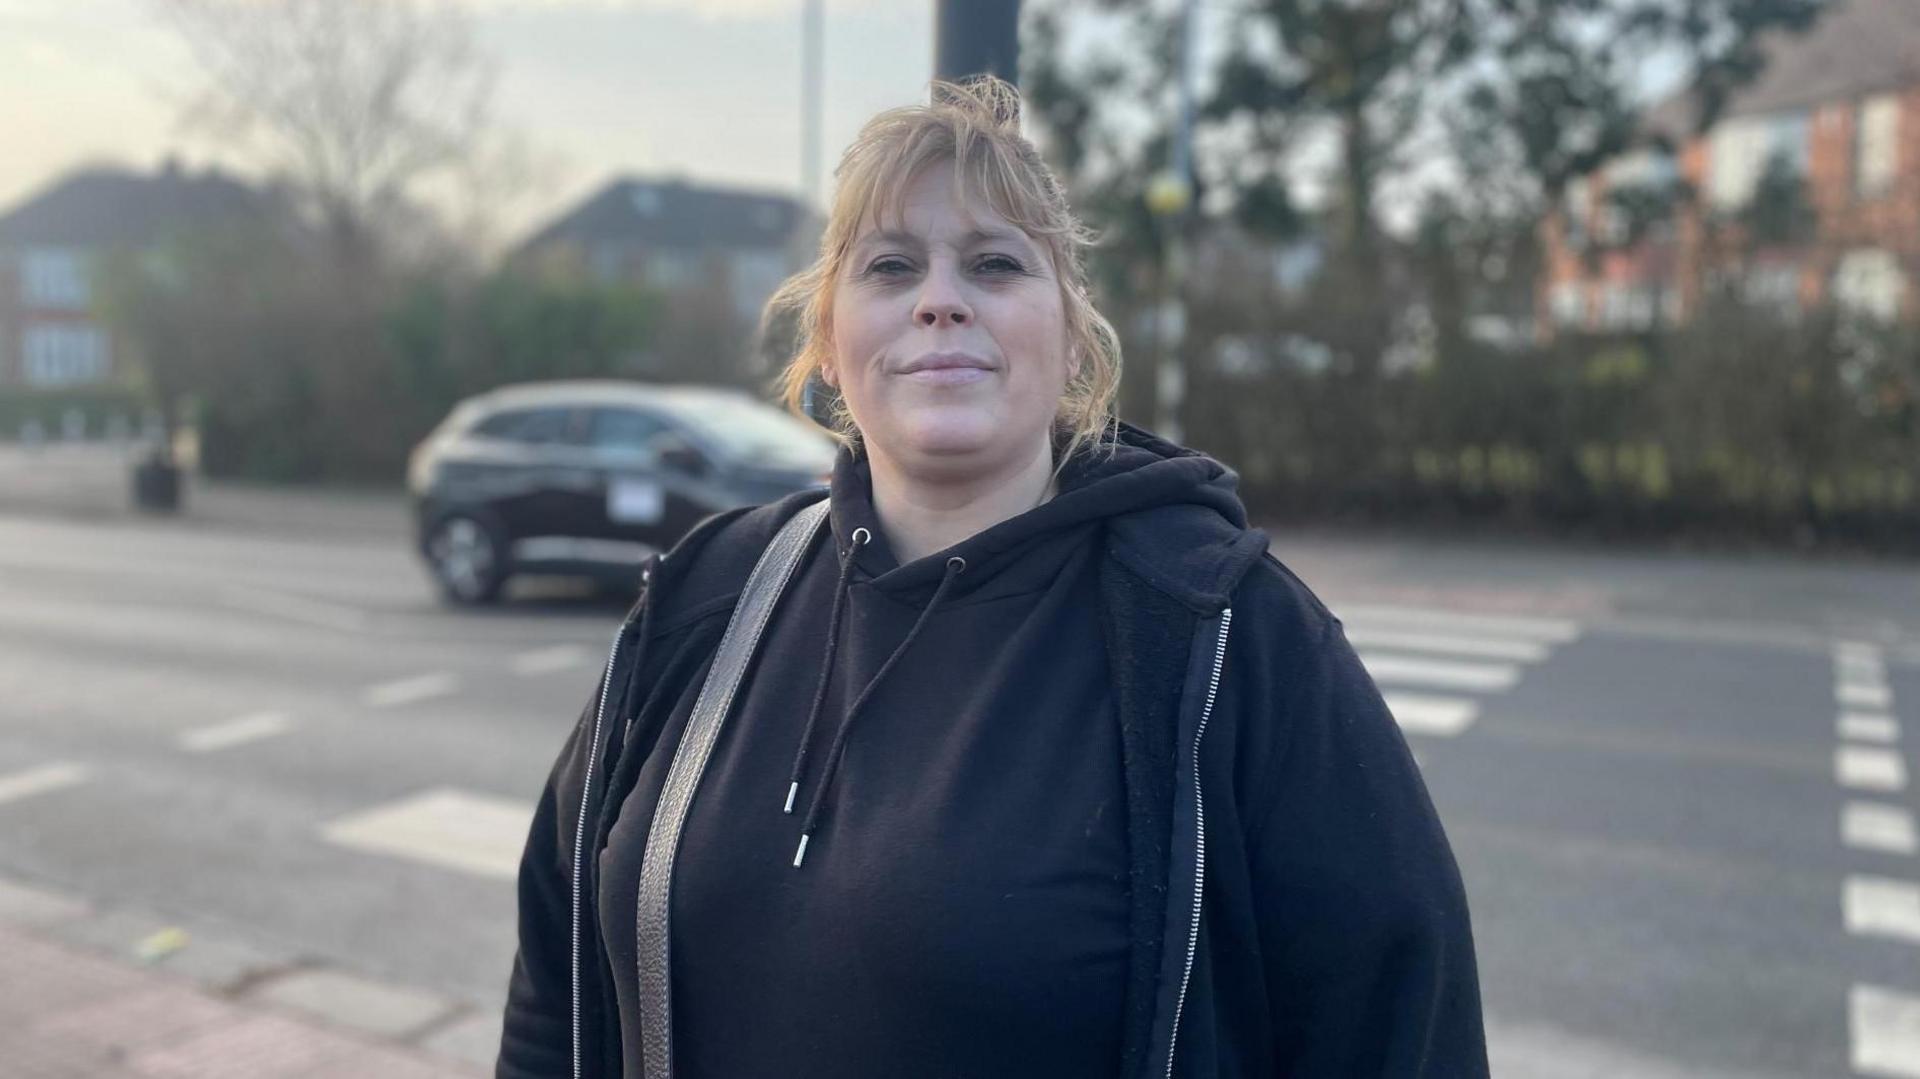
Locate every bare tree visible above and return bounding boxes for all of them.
[157,0,508,264]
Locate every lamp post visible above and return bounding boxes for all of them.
[934,0,1021,85]
[1147,0,1198,443]
[801,0,823,210]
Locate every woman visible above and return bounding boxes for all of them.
[499,78,1486,1079]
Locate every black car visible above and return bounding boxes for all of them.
[408,380,836,604]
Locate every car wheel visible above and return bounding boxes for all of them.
[427,514,507,605]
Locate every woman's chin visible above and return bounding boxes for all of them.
[892,408,1004,458]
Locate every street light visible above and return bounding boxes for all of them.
[1150,0,1198,443]
[934,0,1021,85]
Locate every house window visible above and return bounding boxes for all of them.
[1857,94,1901,197]
[645,250,697,290]
[1708,111,1809,210]
[727,250,790,321]
[1743,263,1801,316]
[22,324,109,386]
[1833,247,1906,323]
[1549,282,1585,328]
[22,249,89,309]
[590,242,626,283]
[1600,283,1657,330]
[1562,179,1591,248]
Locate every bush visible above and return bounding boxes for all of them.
[1183,303,1920,551]
[0,385,148,442]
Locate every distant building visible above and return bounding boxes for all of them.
[0,161,264,389]
[515,176,814,328]
[1541,0,1920,332]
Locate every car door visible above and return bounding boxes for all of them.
[462,405,577,544]
[586,406,680,557]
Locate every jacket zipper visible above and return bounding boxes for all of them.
[1164,608,1232,1079]
[572,625,625,1079]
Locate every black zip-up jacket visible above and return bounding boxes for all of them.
[498,425,1488,1078]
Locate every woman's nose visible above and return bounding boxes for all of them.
[912,265,972,327]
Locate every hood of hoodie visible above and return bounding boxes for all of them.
[826,421,1269,615]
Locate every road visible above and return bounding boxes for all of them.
[2,454,1918,1076]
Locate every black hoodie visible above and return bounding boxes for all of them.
[499,424,1488,1079]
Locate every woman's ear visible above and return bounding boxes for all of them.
[819,362,837,388]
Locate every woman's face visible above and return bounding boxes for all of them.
[827,164,1073,478]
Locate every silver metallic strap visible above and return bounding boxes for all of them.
[635,498,830,1079]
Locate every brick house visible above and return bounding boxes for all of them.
[0,161,264,389]
[1541,0,1920,333]
[515,176,813,328]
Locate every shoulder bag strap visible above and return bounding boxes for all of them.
[635,496,830,1079]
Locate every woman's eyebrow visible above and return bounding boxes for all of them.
[853,227,1038,259]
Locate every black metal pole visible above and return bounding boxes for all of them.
[934,0,1022,85]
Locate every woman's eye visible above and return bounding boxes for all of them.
[867,257,912,276]
[976,255,1024,274]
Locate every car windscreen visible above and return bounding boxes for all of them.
[671,395,835,471]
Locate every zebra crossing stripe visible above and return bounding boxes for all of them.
[1842,713,1903,744]
[1338,604,1580,643]
[1383,693,1480,737]
[1845,803,1919,856]
[321,788,533,880]
[1844,876,1920,945]
[1839,682,1896,711]
[1361,653,1521,692]
[1343,627,1548,662]
[1851,984,1920,1078]
[1838,747,1910,793]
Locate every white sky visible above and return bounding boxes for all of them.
[0,0,934,240]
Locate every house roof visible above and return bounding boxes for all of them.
[1646,0,1920,139]
[518,176,809,256]
[0,163,267,250]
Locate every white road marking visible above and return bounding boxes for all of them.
[1840,682,1896,710]
[219,586,370,633]
[510,645,589,677]
[321,788,534,880]
[1839,747,1911,793]
[1845,876,1920,944]
[1853,983,1920,1078]
[1842,713,1903,744]
[1846,803,1920,856]
[179,712,295,753]
[1383,693,1480,737]
[362,673,460,709]
[1836,641,1885,664]
[1338,603,1581,643]
[1361,653,1520,692]
[1837,655,1888,684]
[1343,627,1549,663]
[0,762,90,805]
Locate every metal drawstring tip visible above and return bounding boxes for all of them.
[792,833,811,869]
[783,782,798,815]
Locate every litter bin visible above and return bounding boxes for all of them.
[132,449,183,514]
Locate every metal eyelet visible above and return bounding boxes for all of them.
[946,555,966,573]
[851,527,872,546]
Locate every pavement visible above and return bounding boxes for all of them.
[0,876,486,1077]
[3,441,1920,1077]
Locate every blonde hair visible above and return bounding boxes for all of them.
[764,76,1122,465]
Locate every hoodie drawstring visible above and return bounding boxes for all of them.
[787,540,967,869]
[784,527,868,816]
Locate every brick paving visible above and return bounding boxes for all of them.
[0,926,485,1078]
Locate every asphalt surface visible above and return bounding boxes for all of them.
[3,445,1918,1077]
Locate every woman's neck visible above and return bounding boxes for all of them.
[865,439,1058,564]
